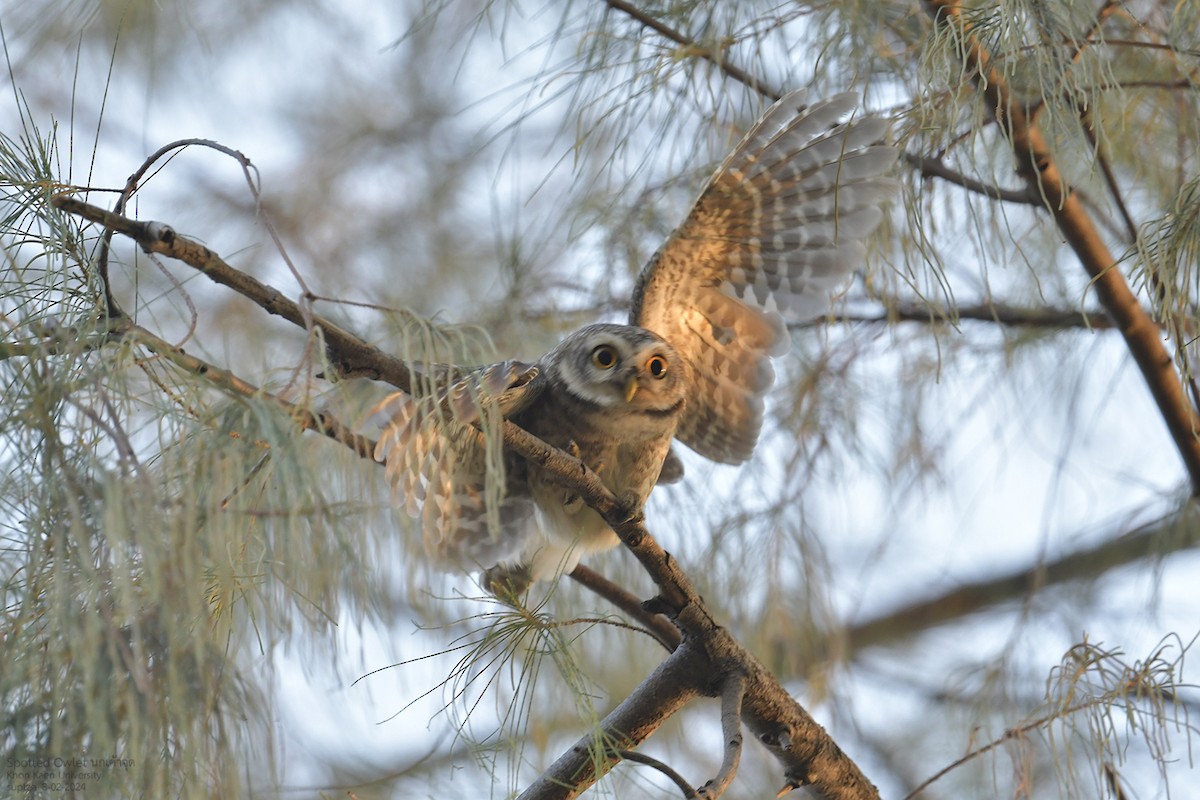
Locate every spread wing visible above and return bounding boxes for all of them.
[631,91,897,463]
[370,360,545,569]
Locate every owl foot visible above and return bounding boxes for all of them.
[560,442,587,514]
[483,563,533,601]
[565,440,606,475]
[615,490,646,525]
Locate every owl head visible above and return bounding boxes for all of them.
[546,323,686,418]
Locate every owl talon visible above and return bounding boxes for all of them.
[483,563,533,601]
[616,491,645,524]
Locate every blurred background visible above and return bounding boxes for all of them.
[2,1,1197,797]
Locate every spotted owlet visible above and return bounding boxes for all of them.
[372,91,897,587]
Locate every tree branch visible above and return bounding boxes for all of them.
[569,564,682,651]
[518,643,706,800]
[822,301,1120,332]
[618,749,699,798]
[904,151,1039,204]
[601,0,780,99]
[501,419,880,799]
[50,193,415,393]
[123,322,375,458]
[836,506,1199,662]
[921,0,1200,494]
[698,671,746,799]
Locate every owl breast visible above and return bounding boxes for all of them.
[509,334,684,578]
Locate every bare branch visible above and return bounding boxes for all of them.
[505,429,881,798]
[618,749,699,798]
[517,643,706,800]
[124,323,375,459]
[569,564,682,651]
[839,507,1199,661]
[601,0,781,100]
[901,697,1102,800]
[821,302,1120,332]
[49,193,415,393]
[904,151,1039,205]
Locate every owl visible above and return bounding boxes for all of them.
[372,91,897,589]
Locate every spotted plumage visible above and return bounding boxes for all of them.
[372,91,897,586]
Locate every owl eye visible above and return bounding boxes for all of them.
[591,344,618,370]
[646,354,668,379]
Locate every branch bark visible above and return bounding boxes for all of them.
[569,564,681,651]
[517,642,706,800]
[904,151,1038,204]
[50,194,415,394]
[501,420,879,799]
[123,322,376,459]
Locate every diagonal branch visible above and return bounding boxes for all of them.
[123,322,376,459]
[50,193,415,393]
[921,0,1200,494]
[836,506,1199,663]
[820,302,1120,332]
[501,419,879,799]
[601,0,779,99]
[518,642,706,800]
[618,749,699,798]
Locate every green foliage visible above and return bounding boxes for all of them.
[0,122,381,796]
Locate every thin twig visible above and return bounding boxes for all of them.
[1074,108,1139,244]
[569,564,681,651]
[697,671,746,799]
[618,748,699,798]
[126,322,375,459]
[904,151,1038,204]
[601,0,780,100]
[902,695,1112,800]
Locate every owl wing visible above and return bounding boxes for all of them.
[631,91,897,463]
[371,360,546,569]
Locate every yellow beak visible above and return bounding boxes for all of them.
[624,376,639,402]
